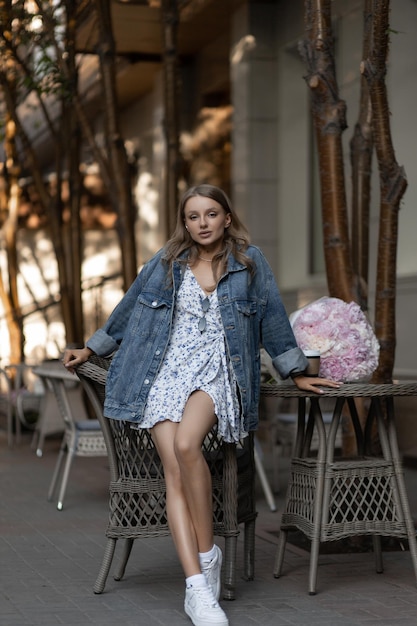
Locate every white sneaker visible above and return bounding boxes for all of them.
[200,544,223,601]
[184,584,229,626]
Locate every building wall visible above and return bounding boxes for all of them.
[231,1,279,271]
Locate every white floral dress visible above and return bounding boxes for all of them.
[140,266,246,443]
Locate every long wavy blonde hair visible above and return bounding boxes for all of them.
[163,184,254,279]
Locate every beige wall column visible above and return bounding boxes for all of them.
[230,1,279,270]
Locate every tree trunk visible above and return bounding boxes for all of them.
[63,0,84,345]
[3,116,24,363]
[349,0,373,313]
[0,1,24,363]
[161,0,181,239]
[0,80,75,343]
[95,0,138,290]
[301,0,355,303]
[362,0,407,383]
[0,1,82,348]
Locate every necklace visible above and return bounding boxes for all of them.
[198,256,213,262]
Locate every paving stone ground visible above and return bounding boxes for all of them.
[1,428,417,626]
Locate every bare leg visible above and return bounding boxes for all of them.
[151,391,217,578]
[152,420,200,577]
[175,391,217,553]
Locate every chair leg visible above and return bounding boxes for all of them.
[31,428,45,458]
[308,536,320,595]
[94,538,118,594]
[273,528,288,578]
[56,446,76,511]
[242,518,256,581]
[373,535,384,573]
[31,428,39,452]
[113,538,134,581]
[36,431,46,458]
[221,442,239,600]
[14,409,22,445]
[222,535,237,601]
[7,407,13,448]
[254,440,277,512]
[8,408,22,447]
[48,442,66,502]
[271,442,281,493]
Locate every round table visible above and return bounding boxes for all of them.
[261,381,417,594]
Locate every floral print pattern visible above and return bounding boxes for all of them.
[140,266,245,442]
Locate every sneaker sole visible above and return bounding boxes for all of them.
[184,603,229,626]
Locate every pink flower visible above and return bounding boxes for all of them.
[290,297,380,382]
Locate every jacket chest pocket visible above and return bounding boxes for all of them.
[133,294,172,337]
[235,300,257,336]
[236,301,257,316]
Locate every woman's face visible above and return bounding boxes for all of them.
[183,195,231,251]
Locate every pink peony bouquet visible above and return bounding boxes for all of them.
[290,296,380,382]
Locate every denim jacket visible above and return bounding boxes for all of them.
[86,245,308,432]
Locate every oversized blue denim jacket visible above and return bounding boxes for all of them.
[86,245,308,432]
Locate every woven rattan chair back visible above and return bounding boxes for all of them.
[76,355,256,600]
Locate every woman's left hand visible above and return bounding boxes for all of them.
[292,375,343,394]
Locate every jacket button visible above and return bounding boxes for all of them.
[155,350,161,355]
[152,300,158,306]
[144,378,150,385]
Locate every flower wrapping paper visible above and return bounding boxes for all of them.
[290,296,380,382]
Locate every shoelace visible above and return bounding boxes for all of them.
[202,556,215,569]
[202,559,218,583]
[191,585,218,608]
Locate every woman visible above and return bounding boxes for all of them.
[63,184,340,626]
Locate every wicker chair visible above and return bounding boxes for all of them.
[76,355,257,600]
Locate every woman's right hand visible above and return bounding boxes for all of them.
[292,374,342,394]
[62,347,94,374]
